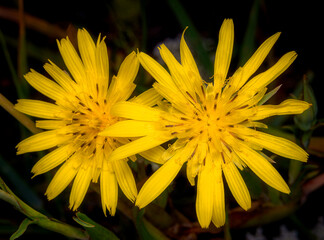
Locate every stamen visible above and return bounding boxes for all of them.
[186,91,196,103]
[79,101,86,107]
[237,104,249,109]
[221,152,226,164]
[230,93,238,102]
[200,85,206,98]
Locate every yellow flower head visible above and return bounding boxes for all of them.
[101,19,310,227]
[15,29,163,216]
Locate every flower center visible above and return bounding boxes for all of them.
[65,94,117,157]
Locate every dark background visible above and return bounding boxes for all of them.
[0,0,323,239]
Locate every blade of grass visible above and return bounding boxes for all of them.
[0,93,42,134]
[238,0,261,66]
[166,0,213,76]
[0,6,66,38]
[0,30,25,98]
[0,154,43,209]
[17,0,29,98]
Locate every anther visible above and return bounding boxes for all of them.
[200,85,206,98]
[79,101,86,107]
[186,91,196,103]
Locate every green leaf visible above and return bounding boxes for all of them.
[75,212,119,240]
[241,169,262,199]
[294,76,317,131]
[0,177,88,240]
[134,209,170,240]
[239,0,261,66]
[10,218,34,240]
[289,160,303,185]
[0,154,43,209]
[166,0,213,76]
[258,85,282,106]
[0,30,27,98]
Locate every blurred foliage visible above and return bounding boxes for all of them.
[0,0,323,239]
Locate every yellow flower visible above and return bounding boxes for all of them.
[15,29,163,216]
[100,19,310,227]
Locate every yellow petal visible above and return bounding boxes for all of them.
[16,130,72,154]
[45,158,79,200]
[108,134,171,162]
[243,51,297,92]
[246,131,308,162]
[196,159,214,228]
[212,160,226,228]
[24,69,66,101]
[107,52,139,103]
[36,120,65,130]
[235,144,290,194]
[132,88,163,107]
[100,120,156,137]
[44,61,77,94]
[57,37,85,84]
[112,159,137,202]
[137,52,176,89]
[136,157,183,208]
[111,101,161,121]
[180,27,200,79]
[251,99,311,120]
[77,29,96,76]
[214,19,234,93]
[100,168,118,216]
[95,38,109,97]
[239,32,281,88]
[138,146,166,164]
[116,51,139,88]
[159,44,191,95]
[222,161,251,210]
[31,144,73,176]
[15,99,65,119]
[69,162,92,210]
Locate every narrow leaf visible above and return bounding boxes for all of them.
[134,209,170,240]
[10,218,34,240]
[75,212,120,240]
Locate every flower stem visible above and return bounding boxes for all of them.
[0,93,42,134]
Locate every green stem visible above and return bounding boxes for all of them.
[0,93,42,134]
[224,205,232,240]
[0,178,88,239]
